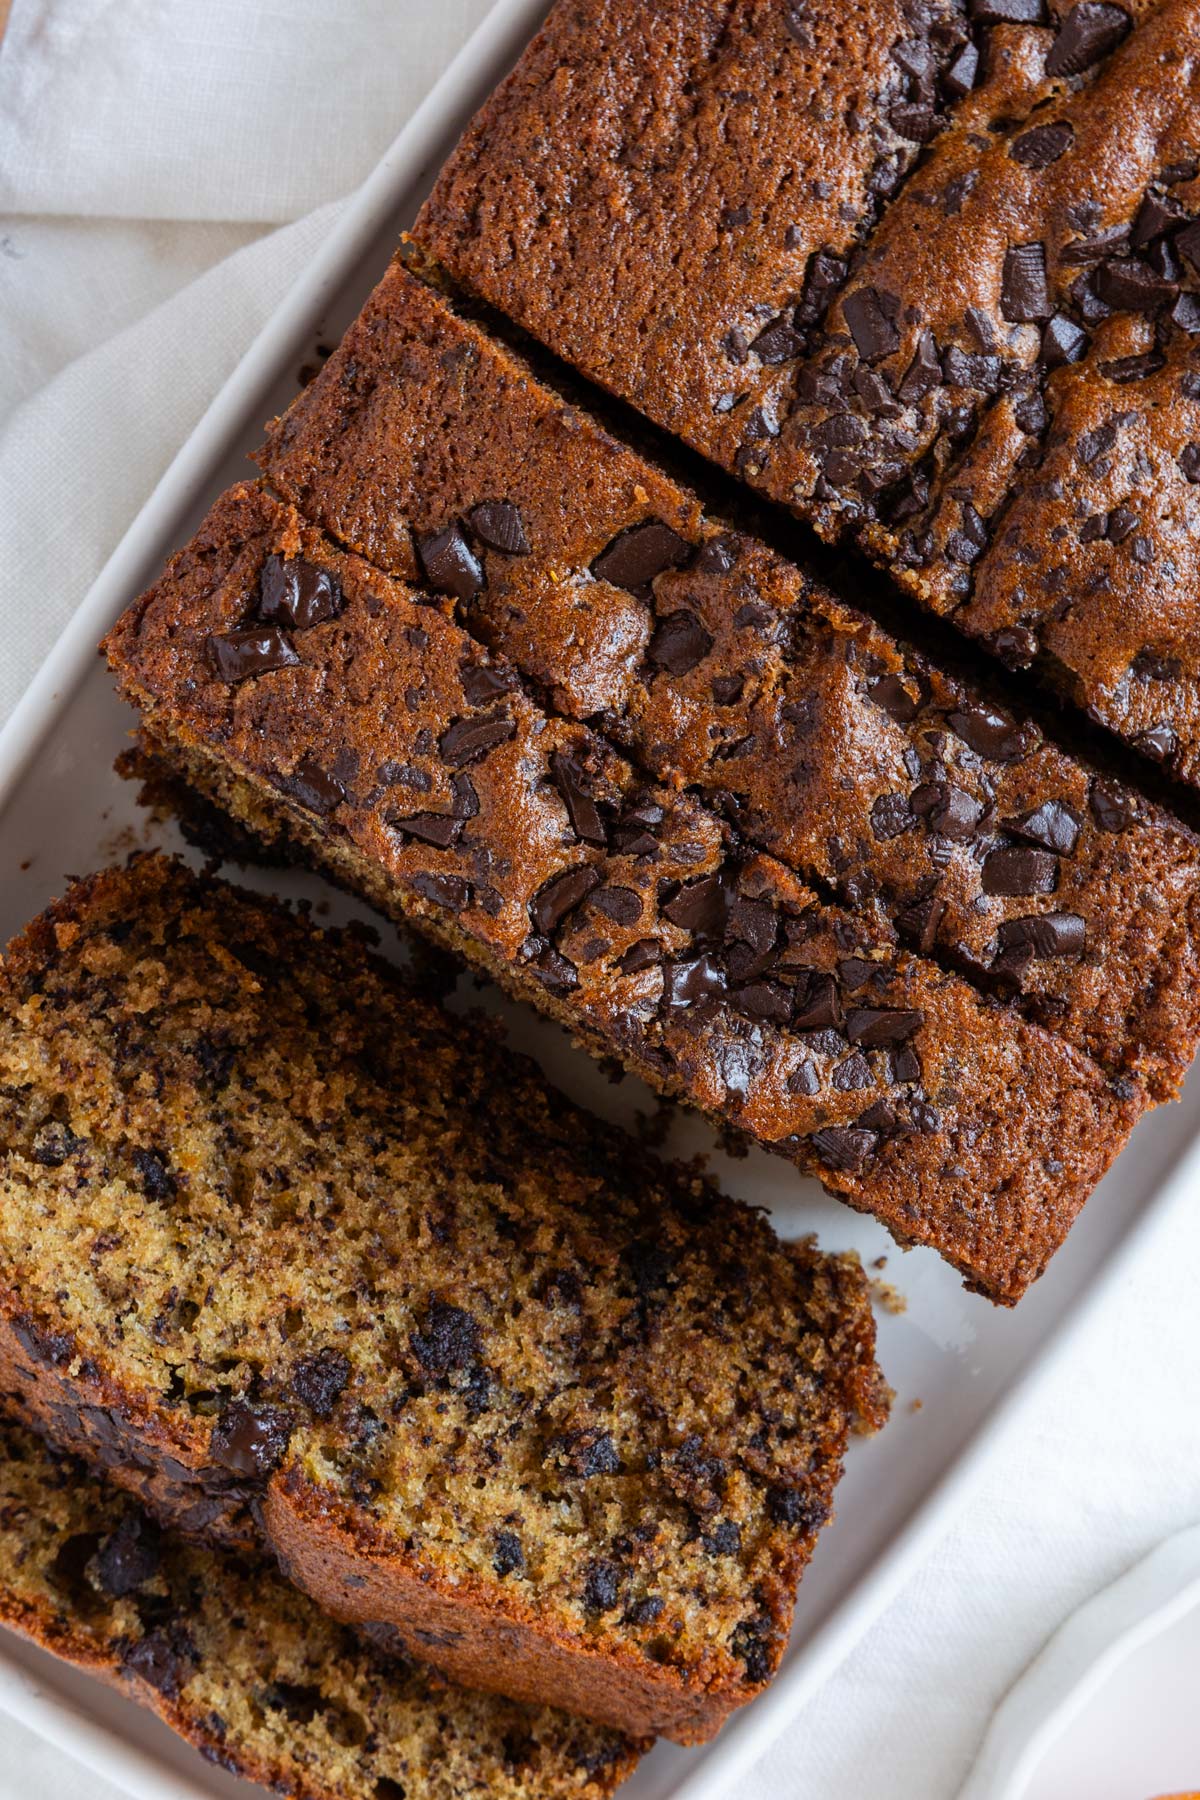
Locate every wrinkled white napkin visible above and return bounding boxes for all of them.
[2,6,1200,1800]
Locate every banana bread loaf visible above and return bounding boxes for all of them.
[0,1411,642,1799]
[415,0,1200,786]
[257,260,1200,1099]
[0,854,889,1743]
[102,484,1140,1302]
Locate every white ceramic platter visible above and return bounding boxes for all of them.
[1,4,1199,1796]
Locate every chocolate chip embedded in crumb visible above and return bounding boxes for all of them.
[1042,314,1088,367]
[1004,798,1081,855]
[648,609,714,675]
[970,0,1045,18]
[459,661,514,708]
[981,846,1060,896]
[1094,258,1176,313]
[1045,1,1132,77]
[661,872,734,938]
[896,893,946,954]
[531,865,601,935]
[582,1559,622,1614]
[832,1051,871,1089]
[122,1625,196,1699]
[1001,243,1050,323]
[870,792,914,839]
[416,522,484,601]
[661,952,728,1008]
[412,870,472,913]
[694,534,741,576]
[493,1530,525,1578]
[947,700,1037,762]
[257,554,343,630]
[95,1513,163,1598]
[466,500,531,556]
[390,811,462,848]
[591,521,692,595]
[809,1125,878,1173]
[792,971,842,1031]
[841,287,901,363]
[1178,444,1200,484]
[438,710,516,767]
[617,938,661,975]
[943,39,979,97]
[131,1148,175,1202]
[411,1298,483,1374]
[866,672,921,723]
[1134,723,1178,763]
[997,913,1086,958]
[271,755,346,817]
[1088,779,1133,832]
[591,884,643,925]
[206,627,301,684]
[291,1348,351,1418]
[846,1008,923,1047]
[1010,122,1074,168]
[210,1400,294,1478]
[549,752,607,847]
[624,1595,665,1627]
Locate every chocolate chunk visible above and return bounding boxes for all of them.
[947,700,1036,762]
[438,710,516,766]
[591,521,692,595]
[792,971,842,1031]
[466,500,530,556]
[870,792,914,839]
[712,674,745,705]
[751,313,805,364]
[898,329,943,403]
[1001,243,1050,323]
[257,554,343,630]
[1094,257,1176,313]
[583,1559,622,1614]
[788,1061,820,1095]
[942,40,979,98]
[1179,444,1200,484]
[291,1348,351,1417]
[549,752,607,847]
[459,661,514,708]
[412,870,471,913]
[866,672,920,722]
[915,782,984,841]
[832,1051,872,1089]
[591,885,643,925]
[12,1314,74,1367]
[1132,192,1184,247]
[1010,122,1074,168]
[981,846,1060,895]
[736,980,793,1025]
[1134,723,1178,763]
[609,795,664,858]
[842,287,901,363]
[30,1123,85,1168]
[810,1125,878,1172]
[662,873,733,939]
[391,811,461,848]
[661,953,727,1007]
[131,1147,175,1202]
[846,1008,923,1046]
[726,895,778,955]
[1041,314,1088,367]
[997,913,1087,957]
[272,755,345,817]
[888,1044,923,1084]
[1004,798,1081,855]
[694,533,741,575]
[838,957,876,991]
[493,1530,525,1578]
[531,865,601,935]
[648,610,714,675]
[95,1513,163,1597]
[1177,221,1200,275]
[122,1626,196,1699]
[206,628,300,684]
[1045,2,1131,77]
[1172,292,1200,333]
[890,104,943,143]
[411,1298,483,1374]
[532,945,578,991]
[210,1400,294,1478]
[896,892,946,953]
[416,523,483,601]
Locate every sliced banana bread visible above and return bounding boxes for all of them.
[102,483,1141,1303]
[0,855,888,1743]
[0,1410,642,1798]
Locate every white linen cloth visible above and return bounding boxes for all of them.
[1,5,1198,1797]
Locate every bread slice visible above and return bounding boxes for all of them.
[102,482,1141,1304]
[0,855,887,1743]
[0,1408,642,1798]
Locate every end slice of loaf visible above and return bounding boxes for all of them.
[0,855,887,1742]
[0,1409,643,1799]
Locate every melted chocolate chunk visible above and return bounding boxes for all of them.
[736,980,792,1024]
[1134,723,1179,763]
[206,628,300,684]
[1001,243,1050,323]
[550,752,607,846]
[810,1125,878,1173]
[391,811,462,848]
[412,870,471,913]
[272,755,346,817]
[1004,798,1081,855]
[1010,122,1074,168]
[411,1298,483,1374]
[661,952,727,1007]
[842,287,901,363]
[257,554,343,630]
[466,500,531,555]
[662,871,735,938]
[291,1348,352,1417]
[591,884,643,925]
[997,913,1086,957]
[648,609,714,675]
[866,672,920,723]
[459,661,514,708]
[210,1400,294,1478]
[438,710,516,766]
[981,846,1060,895]
[95,1513,163,1598]
[1044,2,1131,77]
[694,533,741,575]
[846,1008,923,1046]
[416,522,484,601]
[591,521,692,595]
[531,865,601,935]
[122,1625,196,1699]
[947,700,1036,762]
[617,938,661,975]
